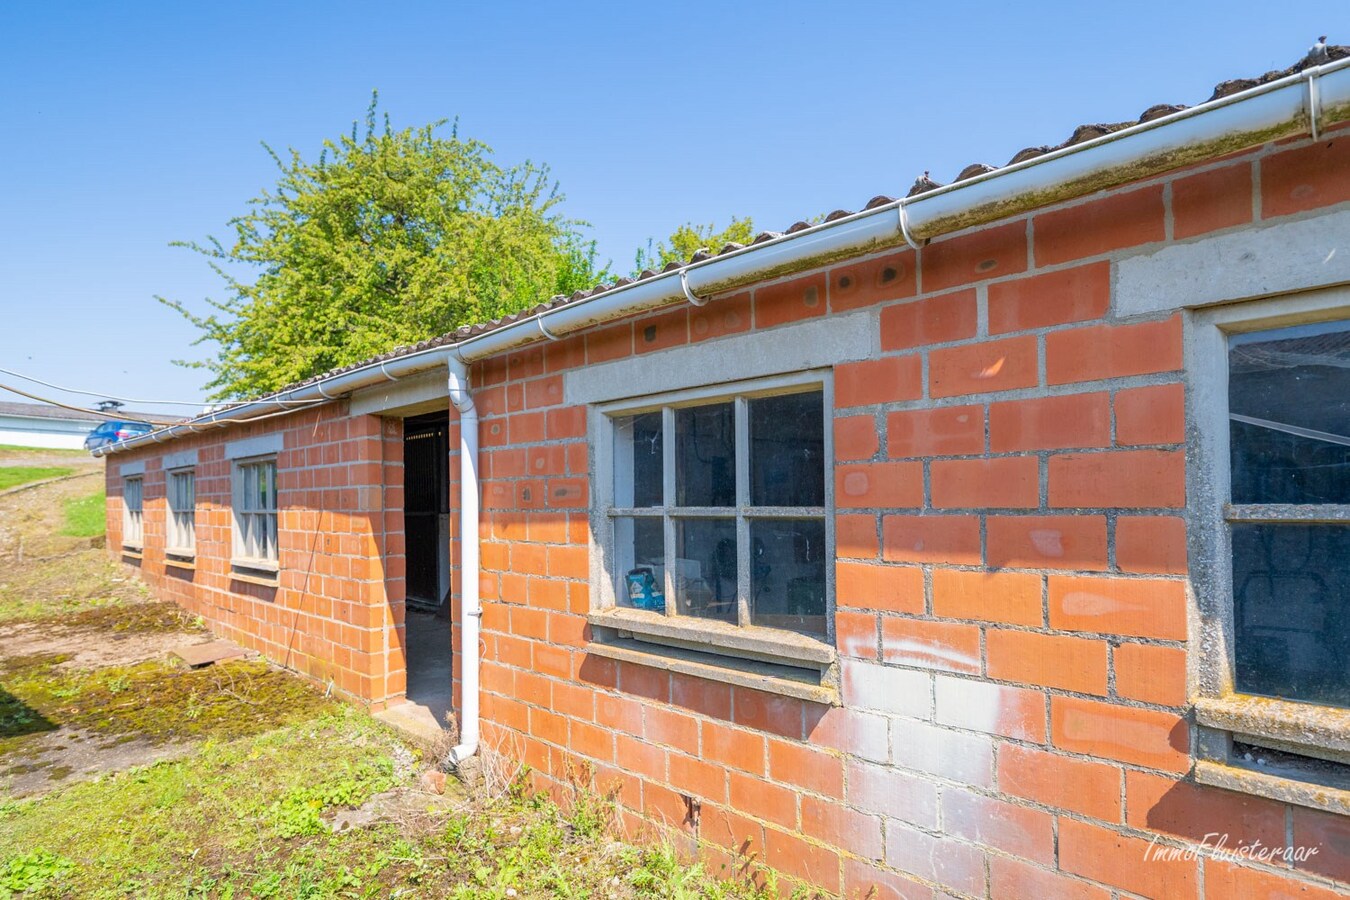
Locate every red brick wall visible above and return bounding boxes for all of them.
[106,404,408,706]
[467,131,1350,898]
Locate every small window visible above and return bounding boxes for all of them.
[1226,321,1350,709]
[608,382,829,636]
[166,469,196,557]
[122,476,144,549]
[233,457,278,570]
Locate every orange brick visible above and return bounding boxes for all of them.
[943,788,1055,864]
[1045,315,1182,384]
[931,456,1039,509]
[523,374,564,409]
[764,826,841,894]
[989,393,1110,451]
[880,289,977,350]
[833,415,879,461]
[835,355,923,407]
[882,514,981,565]
[689,291,752,342]
[836,514,879,560]
[802,794,883,860]
[1048,449,1185,508]
[990,856,1111,900]
[1114,382,1184,446]
[1125,769,1286,848]
[543,335,585,373]
[768,741,843,798]
[1115,642,1187,706]
[835,461,924,508]
[1115,515,1188,574]
[931,568,1043,626]
[586,323,632,362]
[1173,162,1254,238]
[669,752,728,802]
[509,411,546,444]
[835,561,924,613]
[733,688,805,740]
[997,742,1122,821]
[923,220,1028,293]
[988,262,1110,333]
[886,405,984,457]
[929,335,1038,398]
[1291,806,1350,885]
[1051,695,1189,772]
[702,720,766,775]
[729,770,798,830]
[987,514,1108,570]
[754,273,827,329]
[835,610,879,659]
[987,629,1108,694]
[1035,185,1165,266]
[829,249,917,312]
[644,705,699,754]
[1262,137,1350,219]
[880,617,982,674]
[634,307,688,354]
[1059,819,1198,899]
[1049,574,1187,639]
[1204,860,1346,900]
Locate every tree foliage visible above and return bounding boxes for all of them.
[162,97,606,399]
[632,216,755,275]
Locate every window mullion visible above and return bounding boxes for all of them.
[735,396,750,628]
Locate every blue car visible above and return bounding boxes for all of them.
[84,420,154,451]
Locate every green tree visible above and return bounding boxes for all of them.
[162,97,606,399]
[632,216,755,275]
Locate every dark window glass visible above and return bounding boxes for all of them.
[1232,523,1350,708]
[1229,322,1350,504]
[615,517,665,611]
[676,403,735,507]
[615,412,663,507]
[750,519,826,635]
[750,391,825,507]
[674,518,737,622]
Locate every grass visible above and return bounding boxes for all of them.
[60,489,105,537]
[0,466,73,491]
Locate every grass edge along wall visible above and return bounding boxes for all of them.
[106,128,1350,897]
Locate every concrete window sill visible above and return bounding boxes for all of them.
[1195,695,1350,756]
[164,556,196,572]
[587,607,838,705]
[121,546,143,560]
[230,566,279,588]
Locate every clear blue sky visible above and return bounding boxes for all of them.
[0,2,1338,415]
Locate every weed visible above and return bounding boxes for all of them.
[0,848,73,895]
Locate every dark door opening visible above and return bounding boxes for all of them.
[403,411,449,611]
[399,410,453,733]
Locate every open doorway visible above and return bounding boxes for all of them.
[401,410,453,732]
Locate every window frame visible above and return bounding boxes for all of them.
[231,455,279,574]
[1189,285,1350,810]
[121,475,144,552]
[590,370,836,661]
[165,466,196,559]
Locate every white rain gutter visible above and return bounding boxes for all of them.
[92,54,1350,762]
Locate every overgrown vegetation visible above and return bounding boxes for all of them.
[633,217,756,275]
[0,467,72,492]
[59,489,104,538]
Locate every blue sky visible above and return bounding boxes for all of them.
[0,2,1338,415]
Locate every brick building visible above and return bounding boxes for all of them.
[99,48,1350,897]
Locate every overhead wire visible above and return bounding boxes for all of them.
[0,366,325,408]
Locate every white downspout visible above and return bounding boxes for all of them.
[447,358,480,764]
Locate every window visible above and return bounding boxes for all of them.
[605,378,830,638]
[1191,289,1350,810]
[1225,321,1350,708]
[232,457,278,570]
[166,468,196,557]
[122,476,143,550]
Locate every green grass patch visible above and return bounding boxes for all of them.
[60,489,105,537]
[0,466,72,491]
[0,445,89,457]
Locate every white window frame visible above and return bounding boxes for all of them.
[165,467,196,558]
[1188,284,1350,812]
[589,371,836,668]
[231,455,279,573]
[121,475,144,551]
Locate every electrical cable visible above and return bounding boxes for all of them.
[0,366,324,408]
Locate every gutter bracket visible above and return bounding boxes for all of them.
[316,382,336,400]
[378,360,397,382]
[1307,67,1324,142]
[679,269,710,307]
[898,200,923,251]
[537,316,562,341]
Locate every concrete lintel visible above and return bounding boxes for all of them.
[224,433,284,461]
[350,369,448,417]
[118,460,145,477]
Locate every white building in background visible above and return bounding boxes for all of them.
[0,401,172,450]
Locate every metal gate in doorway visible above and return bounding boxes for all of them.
[403,413,449,611]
